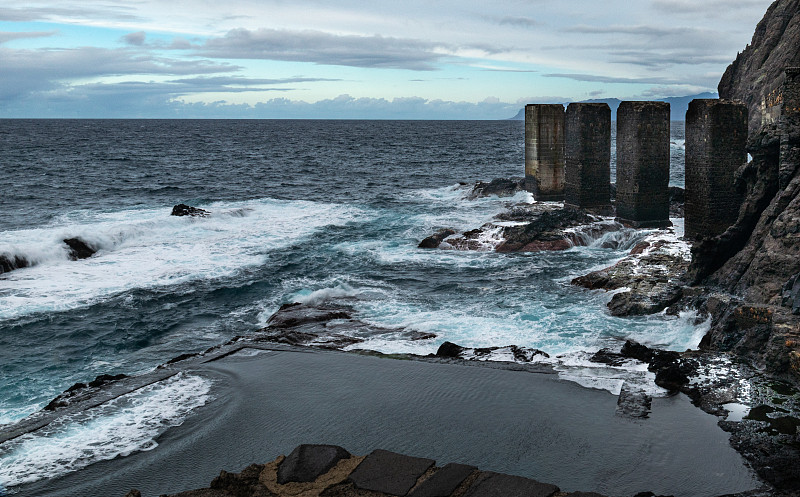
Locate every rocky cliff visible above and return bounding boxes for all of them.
[689,0,800,376]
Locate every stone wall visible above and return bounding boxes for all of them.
[615,101,671,228]
[524,104,565,201]
[685,99,748,240]
[564,103,611,214]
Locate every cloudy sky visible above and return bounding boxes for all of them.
[0,0,773,118]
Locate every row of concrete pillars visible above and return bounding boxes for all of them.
[525,99,749,235]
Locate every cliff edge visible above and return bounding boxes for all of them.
[689,0,800,376]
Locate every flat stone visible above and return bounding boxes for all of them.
[462,471,560,497]
[348,449,435,496]
[277,444,351,484]
[564,492,607,497]
[408,462,477,497]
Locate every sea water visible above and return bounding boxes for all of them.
[0,119,692,488]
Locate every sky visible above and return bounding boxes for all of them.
[0,0,774,119]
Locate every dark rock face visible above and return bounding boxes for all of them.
[687,1,800,377]
[418,229,456,249]
[0,254,29,274]
[467,178,525,199]
[495,208,599,252]
[408,463,476,497]
[171,204,210,217]
[718,0,800,139]
[63,238,97,260]
[277,444,351,484]
[210,464,273,497]
[436,341,467,358]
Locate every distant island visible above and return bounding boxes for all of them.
[508,92,719,121]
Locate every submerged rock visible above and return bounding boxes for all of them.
[171,203,209,217]
[44,373,128,411]
[616,382,652,418]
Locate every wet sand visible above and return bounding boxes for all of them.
[17,347,760,497]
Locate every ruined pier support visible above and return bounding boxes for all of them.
[615,101,671,228]
[685,99,748,240]
[564,103,612,214]
[781,67,800,188]
[525,104,565,200]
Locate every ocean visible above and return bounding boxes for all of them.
[0,119,697,490]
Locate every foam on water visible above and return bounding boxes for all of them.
[0,373,211,489]
[0,198,366,320]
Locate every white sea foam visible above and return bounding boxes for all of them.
[0,198,366,320]
[0,373,211,488]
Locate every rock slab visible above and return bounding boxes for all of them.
[348,449,434,496]
[407,463,476,497]
[461,471,559,497]
[278,444,351,484]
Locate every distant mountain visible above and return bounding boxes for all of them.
[508,92,718,121]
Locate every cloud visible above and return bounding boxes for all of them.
[651,0,771,14]
[0,31,57,44]
[0,87,522,119]
[542,73,681,84]
[498,17,540,29]
[0,6,142,22]
[192,28,448,71]
[0,46,238,100]
[123,31,146,46]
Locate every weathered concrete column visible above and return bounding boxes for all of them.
[780,67,800,188]
[564,103,611,214]
[685,99,748,240]
[615,101,671,228]
[525,104,565,200]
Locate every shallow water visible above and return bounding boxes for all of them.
[0,119,697,490]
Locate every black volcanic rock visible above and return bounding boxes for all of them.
[171,204,209,217]
[277,444,350,484]
[467,178,525,199]
[63,237,97,260]
[0,254,29,274]
[418,229,456,249]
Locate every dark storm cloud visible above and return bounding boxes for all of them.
[193,28,448,71]
[123,31,146,46]
[0,31,57,44]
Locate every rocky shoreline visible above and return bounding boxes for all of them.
[120,443,690,497]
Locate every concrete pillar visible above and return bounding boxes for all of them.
[615,101,671,228]
[525,104,565,200]
[780,67,800,188]
[685,99,747,240]
[564,103,612,214]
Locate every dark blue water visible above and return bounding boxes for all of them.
[0,119,693,489]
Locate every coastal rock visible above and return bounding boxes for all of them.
[257,300,432,351]
[63,237,97,260]
[171,203,210,217]
[44,373,128,411]
[210,464,273,496]
[466,178,525,199]
[348,449,435,495]
[616,382,652,418]
[418,229,456,249]
[278,444,351,484]
[0,254,29,274]
[436,341,467,358]
[572,234,690,317]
